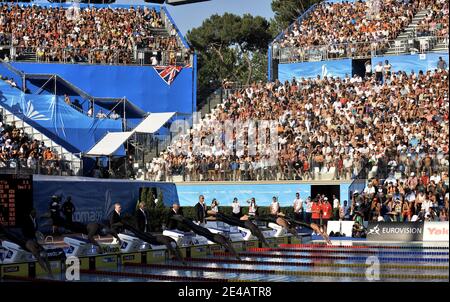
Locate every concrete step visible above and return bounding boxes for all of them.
[1,109,81,167]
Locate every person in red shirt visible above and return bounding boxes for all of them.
[420,171,429,186]
[311,199,322,227]
[321,197,333,234]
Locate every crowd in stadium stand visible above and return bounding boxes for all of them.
[354,170,449,222]
[145,65,448,187]
[0,115,73,175]
[0,4,183,64]
[275,0,439,61]
[416,0,449,37]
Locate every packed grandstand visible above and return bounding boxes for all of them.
[0,3,189,65]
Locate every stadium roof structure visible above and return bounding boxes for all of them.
[86,112,175,156]
[93,97,147,119]
[23,73,146,119]
[86,131,135,156]
[133,112,175,133]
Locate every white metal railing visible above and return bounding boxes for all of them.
[272,35,449,64]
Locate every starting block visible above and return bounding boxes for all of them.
[118,233,149,253]
[163,230,195,247]
[191,235,210,245]
[0,241,34,264]
[268,223,287,237]
[64,236,97,257]
[64,236,120,257]
[234,227,254,241]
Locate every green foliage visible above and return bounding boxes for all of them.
[270,0,320,34]
[187,13,273,103]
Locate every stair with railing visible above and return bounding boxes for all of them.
[16,50,37,62]
[0,105,82,176]
[384,9,430,55]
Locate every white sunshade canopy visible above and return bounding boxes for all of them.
[86,131,134,156]
[133,112,176,134]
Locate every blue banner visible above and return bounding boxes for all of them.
[176,183,351,207]
[12,63,195,115]
[0,81,122,153]
[33,175,179,229]
[279,59,352,82]
[176,183,310,207]
[372,52,449,74]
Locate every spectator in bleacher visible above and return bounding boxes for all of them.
[150,68,448,200]
[72,99,83,111]
[64,94,71,106]
[365,60,372,79]
[374,61,384,83]
[96,110,107,119]
[275,0,420,62]
[437,56,448,70]
[109,111,120,120]
[0,4,185,65]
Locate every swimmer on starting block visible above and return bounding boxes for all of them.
[205,210,269,247]
[282,215,332,245]
[120,215,186,264]
[170,215,241,260]
[48,216,122,254]
[0,223,53,278]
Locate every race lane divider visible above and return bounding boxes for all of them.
[2,275,64,282]
[212,252,449,263]
[79,269,248,282]
[248,248,449,256]
[123,262,449,280]
[184,257,449,270]
[279,244,449,250]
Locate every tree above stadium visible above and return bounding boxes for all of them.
[187,13,272,104]
[271,0,320,33]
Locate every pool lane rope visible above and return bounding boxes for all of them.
[2,275,64,283]
[184,257,449,270]
[248,247,449,256]
[279,244,449,250]
[79,269,248,282]
[212,252,449,263]
[124,262,449,280]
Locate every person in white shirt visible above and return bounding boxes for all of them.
[332,195,340,219]
[210,198,219,213]
[374,62,383,83]
[430,172,441,184]
[293,192,303,221]
[247,197,258,217]
[231,197,241,218]
[270,196,280,215]
[421,199,433,215]
[305,197,312,223]
[365,60,372,78]
[363,183,376,196]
